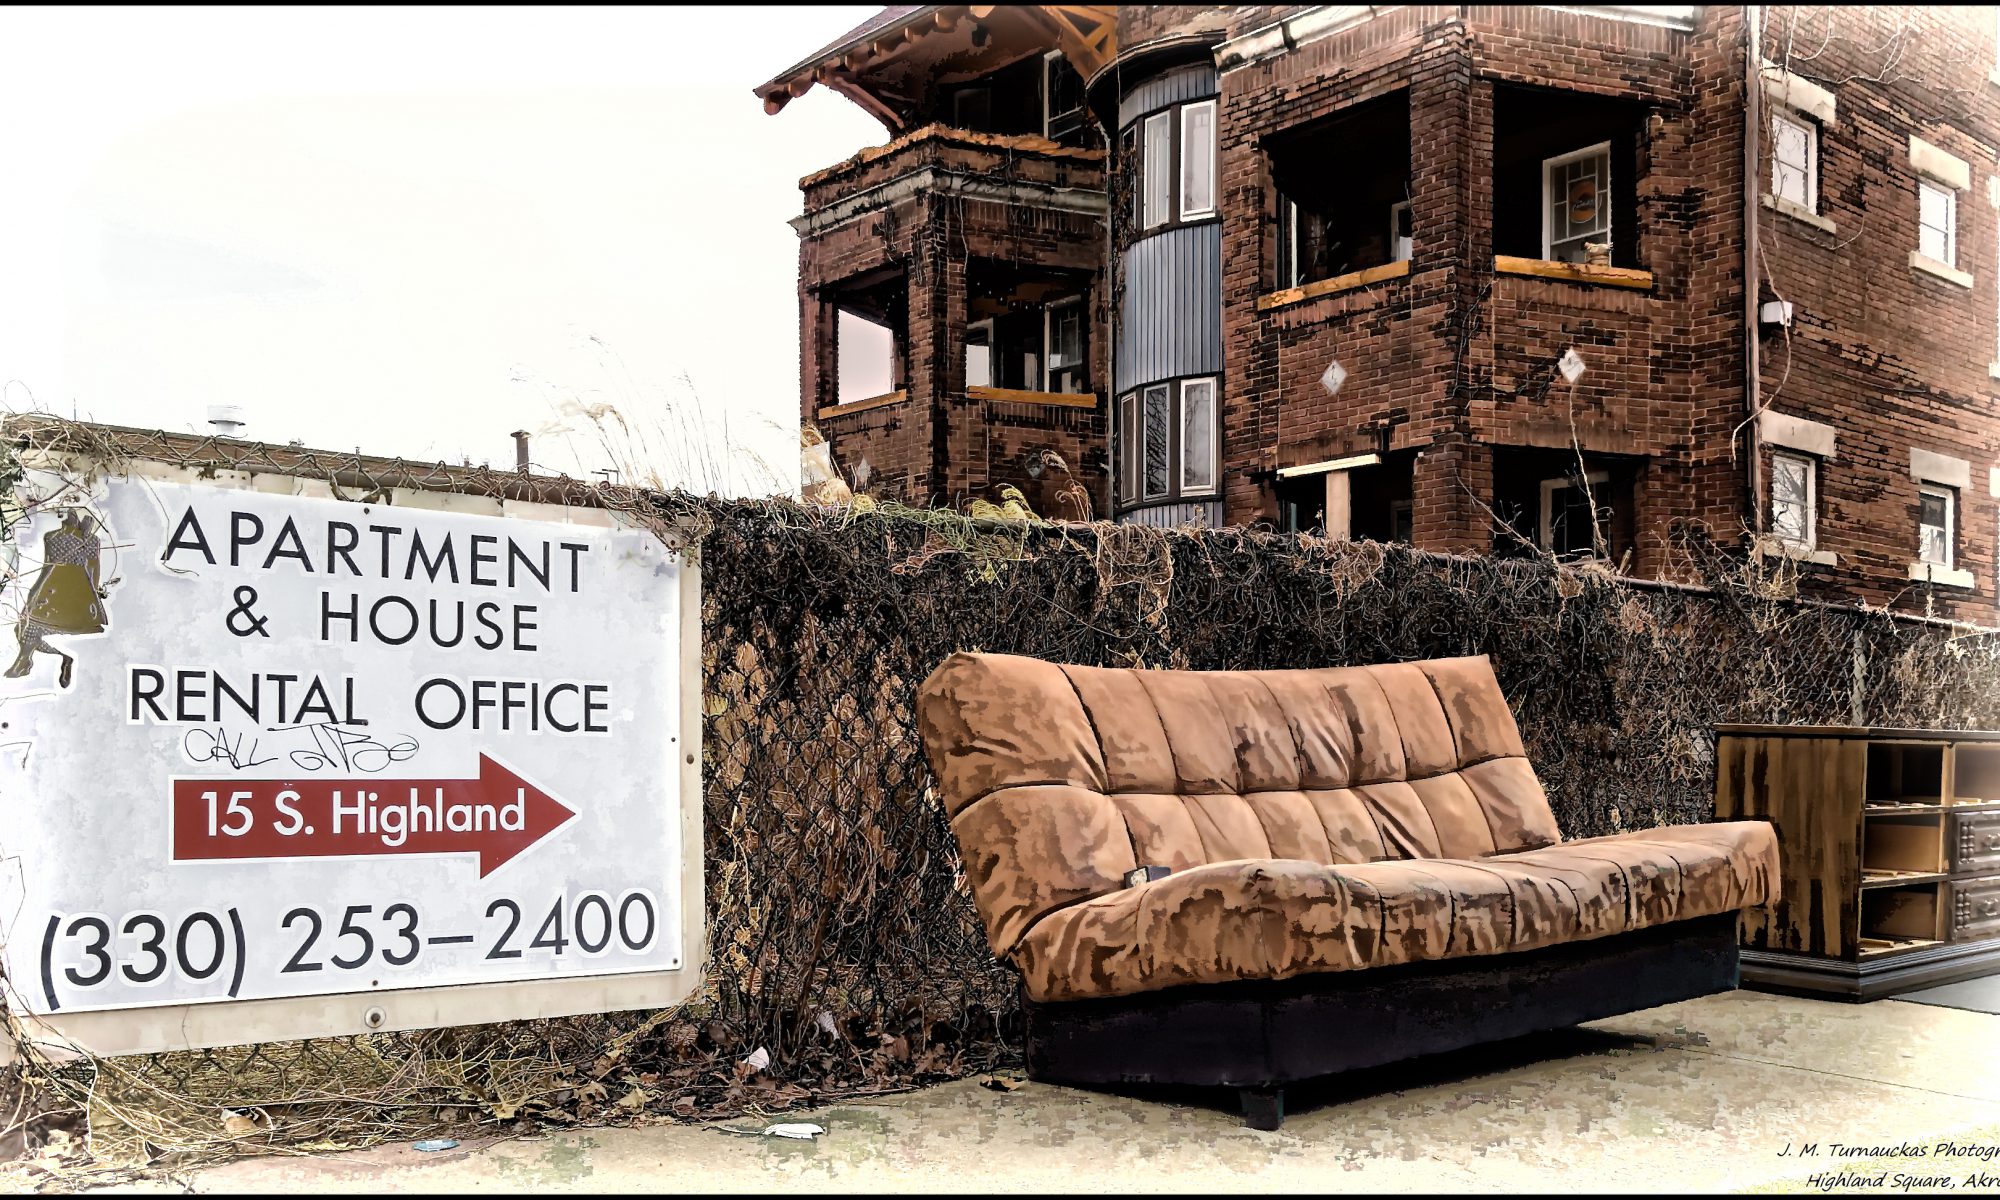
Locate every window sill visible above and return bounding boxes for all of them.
[815,390,907,420]
[1988,361,2000,381]
[1908,562,1977,589]
[1760,192,1836,234]
[1257,259,1411,311]
[1492,255,1654,290]
[1990,67,2000,87]
[967,386,1098,409]
[1752,537,1837,568]
[1909,251,1974,289]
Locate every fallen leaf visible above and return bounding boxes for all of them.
[979,1074,1026,1093]
[614,1086,650,1111]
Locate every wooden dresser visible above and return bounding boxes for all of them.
[1715,724,2000,1001]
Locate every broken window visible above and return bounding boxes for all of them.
[939,55,1043,138]
[1770,110,1817,213]
[1491,449,1637,564]
[1043,51,1086,143]
[1770,451,1816,549]
[1920,484,1955,568]
[1541,471,1613,558]
[1269,90,1411,288]
[1494,85,1641,269]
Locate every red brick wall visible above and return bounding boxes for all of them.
[1752,6,2000,618]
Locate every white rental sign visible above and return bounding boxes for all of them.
[0,463,702,1056]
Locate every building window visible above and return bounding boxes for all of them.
[1390,499,1414,543]
[1179,100,1217,220]
[1142,111,1172,229]
[1770,451,1817,550]
[1043,52,1086,142]
[1141,384,1170,498]
[1770,111,1817,213]
[1918,179,1956,266]
[1919,484,1955,569]
[1543,142,1612,264]
[1127,97,1221,236]
[1042,297,1086,394]
[1539,471,1612,559]
[1121,377,1220,507]
[1117,392,1138,503]
[1179,378,1216,492]
[1389,200,1413,262]
[965,320,993,389]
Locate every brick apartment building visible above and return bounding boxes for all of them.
[759,5,2000,619]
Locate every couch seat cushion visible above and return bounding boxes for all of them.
[1012,820,1778,1002]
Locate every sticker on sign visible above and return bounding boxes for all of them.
[0,464,700,1053]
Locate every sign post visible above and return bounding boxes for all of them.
[0,457,703,1057]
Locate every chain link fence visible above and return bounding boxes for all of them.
[6,417,2000,1186]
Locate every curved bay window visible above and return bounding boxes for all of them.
[1117,377,1218,506]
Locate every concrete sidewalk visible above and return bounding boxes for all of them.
[96,990,2000,1194]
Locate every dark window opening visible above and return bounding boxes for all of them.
[1490,448,1639,564]
[1269,90,1412,289]
[1493,85,1643,269]
[1275,452,1415,540]
[966,262,1092,395]
[939,55,1052,140]
[827,272,907,407]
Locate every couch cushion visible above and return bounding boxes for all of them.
[1011,820,1779,1002]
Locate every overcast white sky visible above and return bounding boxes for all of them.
[0,5,885,495]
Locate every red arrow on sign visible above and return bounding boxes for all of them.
[171,754,577,877]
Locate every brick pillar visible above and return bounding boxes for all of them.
[909,196,968,507]
[1411,439,1490,553]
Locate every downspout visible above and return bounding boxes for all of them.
[1743,5,1763,539]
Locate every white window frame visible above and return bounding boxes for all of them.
[1041,50,1083,141]
[1040,296,1085,394]
[1389,199,1412,262]
[1279,195,1301,288]
[1177,377,1218,495]
[1919,483,1956,569]
[1541,141,1613,263]
[1117,391,1138,503]
[1179,99,1218,221]
[964,319,994,390]
[1538,470,1611,557]
[1140,383,1171,501]
[1142,111,1172,230]
[1769,450,1817,551]
[1918,178,1957,268]
[1769,109,1818,214]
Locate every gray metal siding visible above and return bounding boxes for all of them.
[1116,222,1224,395]
[1118,500,1222,529]
[1118,64,1218,129]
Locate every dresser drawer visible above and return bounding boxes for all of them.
[1953,811,2000,874]
[1951,877,2000,941]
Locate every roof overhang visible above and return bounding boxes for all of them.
[756,5,1117,132]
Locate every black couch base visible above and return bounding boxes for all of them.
[1024,914,1740,1129]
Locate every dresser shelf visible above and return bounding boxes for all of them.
[1716,725,2000,1001]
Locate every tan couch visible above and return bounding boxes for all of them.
[917,650,1779,1126]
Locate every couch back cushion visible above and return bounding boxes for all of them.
[916,651,1563,955]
